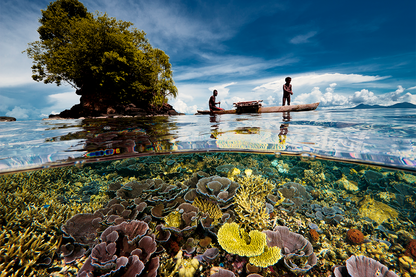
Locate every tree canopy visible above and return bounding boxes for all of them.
[26,0,177,109]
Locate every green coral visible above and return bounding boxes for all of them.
[217,222,266,257]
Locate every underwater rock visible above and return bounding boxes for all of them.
[333,255,398,277]
[336,176,359,192]
[358,196,399,224]
[78,220,159,277]
[263,226,317,273]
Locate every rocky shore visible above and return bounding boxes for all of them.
[0,116,16,122]
[45,95,183,120]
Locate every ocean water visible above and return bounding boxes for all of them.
[0,108,415,276]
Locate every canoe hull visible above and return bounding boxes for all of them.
[196,102,320,114]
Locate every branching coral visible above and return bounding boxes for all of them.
[0,168,102,275]
[234,175,274,230]
[192,197,223,224]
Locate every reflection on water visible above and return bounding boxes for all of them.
[0,108,415,173]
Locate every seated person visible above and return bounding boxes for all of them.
[209,89,224,111]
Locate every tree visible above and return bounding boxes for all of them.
[26,0,177,111]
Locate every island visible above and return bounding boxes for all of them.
[0,116,16,122]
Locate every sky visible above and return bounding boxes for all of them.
[0,0,415,119]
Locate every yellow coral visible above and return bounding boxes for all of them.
[164,211,182,228]
[234,175,273,230]
[399,255,416,275]
[178,258,199,277]
[193,197,222,222]
[217,222,266,257]
[358,195,399,224]
[228,167,241,181]
[245,169,253,176]
[274,191,285,207]
[249,245,282,268]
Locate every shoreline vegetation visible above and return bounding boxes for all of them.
[25,0,179,121]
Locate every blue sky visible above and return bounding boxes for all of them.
[0,0,415,119]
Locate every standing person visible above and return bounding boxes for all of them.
[209,90,224,111]
[282,77,293,106]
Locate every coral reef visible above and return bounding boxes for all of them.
[1,152,415,276]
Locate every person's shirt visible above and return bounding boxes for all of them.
[283,84,292,94]
[209,95,216,109]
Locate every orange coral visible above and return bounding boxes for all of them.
[346,229,364,245]
[405,239,416,259]
[309,229,319,242]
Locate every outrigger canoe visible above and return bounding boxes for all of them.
[196,101,320,114]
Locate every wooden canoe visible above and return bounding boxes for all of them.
[196,102,320,114]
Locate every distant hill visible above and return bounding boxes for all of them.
[350,102,416,109]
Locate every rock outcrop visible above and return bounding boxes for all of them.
[0,116,16,122]
[48,94,182,119]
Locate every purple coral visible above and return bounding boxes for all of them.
[333,255,398,277]
[210,268,236,277]
[263,226,317,273]
[78,220,159,277]
[195,248,220,263]
[61,211,103,246]
[185,176,239,208]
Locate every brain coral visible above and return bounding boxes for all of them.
[217,222,266,257]
[346,229,364,245]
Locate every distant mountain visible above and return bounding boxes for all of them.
[350,102,416,109]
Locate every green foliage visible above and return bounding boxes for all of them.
[25,0,177,108]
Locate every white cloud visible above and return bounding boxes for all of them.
[6,106,29,119]
[266,95,276,105]
[41,92,80,116]
[171,99,198,114]
[292,84,416,107]
[209,82,237,98]
[253,73,389,93]
[290,31,317,44]
[349,89,378,104]
[398,92,416,103]
[174,55,298,81]
[407,86,416,90]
